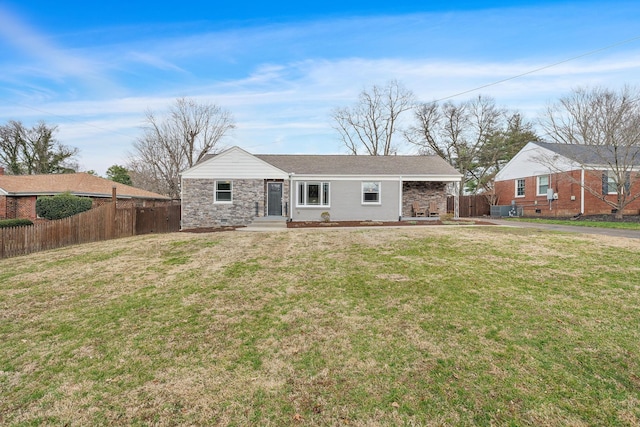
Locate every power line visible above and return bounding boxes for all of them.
[433,34,640,103]
[2,34,640,146]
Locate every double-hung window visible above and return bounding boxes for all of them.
[515,179,525,197]
[297,182,330,206]
[214,180,232,203]
[537,175,549,196]
[362,182,381,204]
[603,171,630,195]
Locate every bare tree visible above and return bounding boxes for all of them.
[406,96,536,198]
[332,80,415,155]
[129,97,235,198]
[475,114,540,202]
[0,120,78,174]
[539,86,640,219]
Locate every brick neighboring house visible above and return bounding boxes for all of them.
[180,146,462,228]
[494,141,640,217]
[0,169,171,220]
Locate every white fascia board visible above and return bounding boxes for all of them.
[0,188,8,196]
[402,174,462,182]
[582,163,640,171]
[290,174,461,182]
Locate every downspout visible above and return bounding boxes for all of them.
[580,168,585,214]
[288,173,294,222]
[398,177,403,221]
[454,182,460,219]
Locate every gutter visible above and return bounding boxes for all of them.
[3,191,169,200]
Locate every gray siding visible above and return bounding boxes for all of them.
[291,180,400,221]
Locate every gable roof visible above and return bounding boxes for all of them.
[0,173,170,200]
[495,140,640,182]
[182,146,289,180]
[533,141,640,166]
[196,147,461,179]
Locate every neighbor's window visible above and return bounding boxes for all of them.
[537,175,549,196]
[362,181,381,204]
[603,171,630,195]
[603,172,617,194]
[297,182,330,206]
[516,179,525,197]
[214,180,232,203]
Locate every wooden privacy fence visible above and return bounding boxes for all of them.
[0,203,181,259]
[447,195,491,218]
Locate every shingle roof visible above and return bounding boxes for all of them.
[0,172,170,199]
[255,154,460,175]
[200,152,461,176]
[535,141,640,165]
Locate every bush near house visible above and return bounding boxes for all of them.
[0,218,33,228]
[35,192,93,220]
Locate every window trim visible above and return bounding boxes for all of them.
[214,180,233,204]
[536,175,549,197]
[603,171,628,195]
[515,179,525,198]
[361,181,381,205]
[296,181,330,207]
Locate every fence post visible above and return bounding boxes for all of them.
[111,187,117,239]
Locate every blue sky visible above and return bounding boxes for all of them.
[1,1,639,175]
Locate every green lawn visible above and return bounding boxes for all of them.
[1,226,639,426]
[506,217,640,230]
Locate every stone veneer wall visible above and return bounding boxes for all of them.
[402,181,447,217]
[182,178,265,228]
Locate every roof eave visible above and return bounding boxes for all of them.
[290,174,462,181]
[3,191,169,199]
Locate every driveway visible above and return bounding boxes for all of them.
[484,218,640,239]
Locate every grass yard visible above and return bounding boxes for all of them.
[1,226,639,426]
[506,217,640,230]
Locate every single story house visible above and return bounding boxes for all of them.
[0,170,170,220]
[494,141,640,217]
[180,146,462,228]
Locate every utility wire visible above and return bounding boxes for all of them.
[2,34,640,143]
[433,34,640,103]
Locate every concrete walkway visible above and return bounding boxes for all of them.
[484,218,640,239]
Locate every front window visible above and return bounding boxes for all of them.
[297,182,330,206]
[537,175,549,196]
[214,180,232,203]
[362,182,381,204]
[516,179,525,197]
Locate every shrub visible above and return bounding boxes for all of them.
[36,193,93,220]
[0,218,34,228]
[320,211,331,222]
[440,213,454,222]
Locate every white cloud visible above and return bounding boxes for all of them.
[0,7,93,77]
[2,2,640,173]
